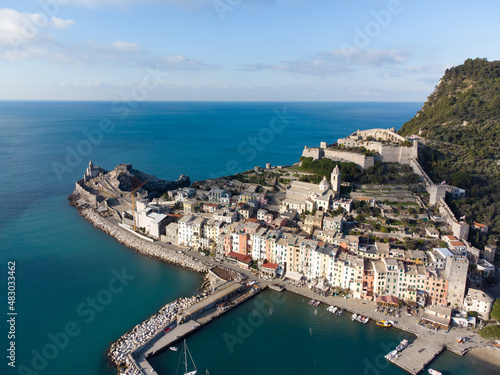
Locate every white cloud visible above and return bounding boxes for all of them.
[0,8,74,46]
[110,41,141,52]
[60,80,102,88]
[158,55,220,70]
[329,48,410,65]
[241,49,410,76]
[51,17,75,30]
[71,0,209,10]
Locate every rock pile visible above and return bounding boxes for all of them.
[108,295,205,375]
[75,199,208,273]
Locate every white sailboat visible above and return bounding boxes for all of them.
[176,340,198,375]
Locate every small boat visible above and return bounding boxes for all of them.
[336,309,343,316]
[428,369,442,375]
[352,313,358,321]
[384,350,398,360]
[362,317,369,324]
[331,307,338,314]
[376,320,392,327]
[357,316,363,322]
[309,299,315,305]
[314,300,321,307]
[170,346,179,351]
[396,339,408,351]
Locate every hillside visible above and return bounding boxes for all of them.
[399,58,500,246]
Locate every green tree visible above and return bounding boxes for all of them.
[491,299,500,321]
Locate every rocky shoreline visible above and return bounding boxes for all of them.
[71,196,209,274]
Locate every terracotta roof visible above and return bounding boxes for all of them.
[165,213,182,218]
[473,222,487,228]
[227,251,252,264]
[450,240,465,247]
[262,262,278,270]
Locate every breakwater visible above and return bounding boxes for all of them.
[72,197,208,273]
[108,295,205,375]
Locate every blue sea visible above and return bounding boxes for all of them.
[0,101,492,375]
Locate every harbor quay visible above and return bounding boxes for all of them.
[278,281,494,375]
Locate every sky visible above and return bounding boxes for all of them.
[0,0,499,101]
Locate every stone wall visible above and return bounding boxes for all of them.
[323,149,374,169]
[301,146,324,160]
[74,180,99,208]
[438,198,469,241]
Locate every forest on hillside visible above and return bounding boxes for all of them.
[399,58,500,246]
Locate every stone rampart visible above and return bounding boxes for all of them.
[74,180,98,208]
[323,149,374,168]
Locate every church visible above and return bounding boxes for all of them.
[281,165,341,214]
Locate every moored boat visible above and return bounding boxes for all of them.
[177,339,200,375]
[384,350,398,360]
[428,369,442,375]
[376,320,392,327]
[362,317,369,324]
[396,339,408,351]
[170,346,179,351]
[352,313,358,321]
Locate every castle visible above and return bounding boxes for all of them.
[302,127,419,169]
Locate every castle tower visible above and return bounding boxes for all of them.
[331,165,340,193]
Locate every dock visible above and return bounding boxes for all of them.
[390,334,445,374]
[268,283,284,292]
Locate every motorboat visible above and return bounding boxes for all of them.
[352,313,358,321]
[384,350,398,360]
[428,369,442,375]
[396,339,408,351]
[376,320,392,327]
[170,346,179,351]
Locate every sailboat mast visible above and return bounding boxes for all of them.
[184,339,188,373]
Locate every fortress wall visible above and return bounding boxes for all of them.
[438,198,469,240]
[323,150,374,169]
[301,147,323,160]
[74,180,98,208]
[397,144,419,164]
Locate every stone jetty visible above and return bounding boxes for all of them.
[108,295,205,375]
[74,199,208,273]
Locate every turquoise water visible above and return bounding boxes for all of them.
[0,101,489,375]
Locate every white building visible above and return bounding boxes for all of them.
[464,289,494,320]
[136,208,168,239]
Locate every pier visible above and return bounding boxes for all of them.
[390,334,445,374]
